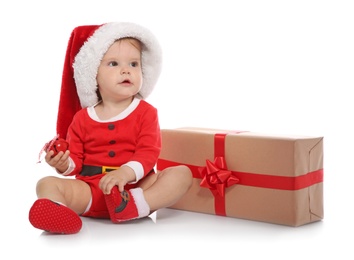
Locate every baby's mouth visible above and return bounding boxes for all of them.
[121,79,131,84]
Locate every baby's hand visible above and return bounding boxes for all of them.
[45,150,70,173]
[99,166,136,194]
[37,135,69,163]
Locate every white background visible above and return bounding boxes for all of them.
[1,0,353,259]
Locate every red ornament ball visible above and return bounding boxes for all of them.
[45,138,69,157]
[52,138,69,156]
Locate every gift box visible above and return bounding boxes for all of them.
[157,127,324,226]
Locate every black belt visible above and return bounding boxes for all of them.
[80,165,155,177]
[80,165,119,176]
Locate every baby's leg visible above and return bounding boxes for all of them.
[104,165,192,223]
[29,177,91,234]
[35,176,91,214]
[141,165,193,211]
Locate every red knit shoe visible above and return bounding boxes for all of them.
[104,187,139,223]
[29,199,82,234]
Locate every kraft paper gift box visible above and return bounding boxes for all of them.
[157,127,324,226]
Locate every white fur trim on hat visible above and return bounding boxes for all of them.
[73,22,162,108]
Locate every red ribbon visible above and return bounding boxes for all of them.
[199,157,240,197]
[198,133,237,215]
[158,159,323,190]
[198,156,240,216]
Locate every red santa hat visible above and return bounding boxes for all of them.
[57,22,162,139]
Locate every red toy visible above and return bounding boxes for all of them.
[37,135,69,163]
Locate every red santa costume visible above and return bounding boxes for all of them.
[29,22,163,233]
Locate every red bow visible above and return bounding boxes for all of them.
[199,157,239,197]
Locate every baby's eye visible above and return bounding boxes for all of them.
[108,61,118,67]
[130,61,139,67]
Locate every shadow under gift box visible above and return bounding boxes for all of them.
[157,127,324,227]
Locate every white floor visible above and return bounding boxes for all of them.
[8,204,339,260]
[4,156,352,260]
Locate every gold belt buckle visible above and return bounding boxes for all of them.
[102,166,119,174]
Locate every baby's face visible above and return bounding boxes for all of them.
[96,39,143,101]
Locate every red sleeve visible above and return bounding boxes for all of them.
[65,109,86,176]
[129,101,161,176]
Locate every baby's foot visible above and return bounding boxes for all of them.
[104,187,140,223]
[29,199,82,234]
